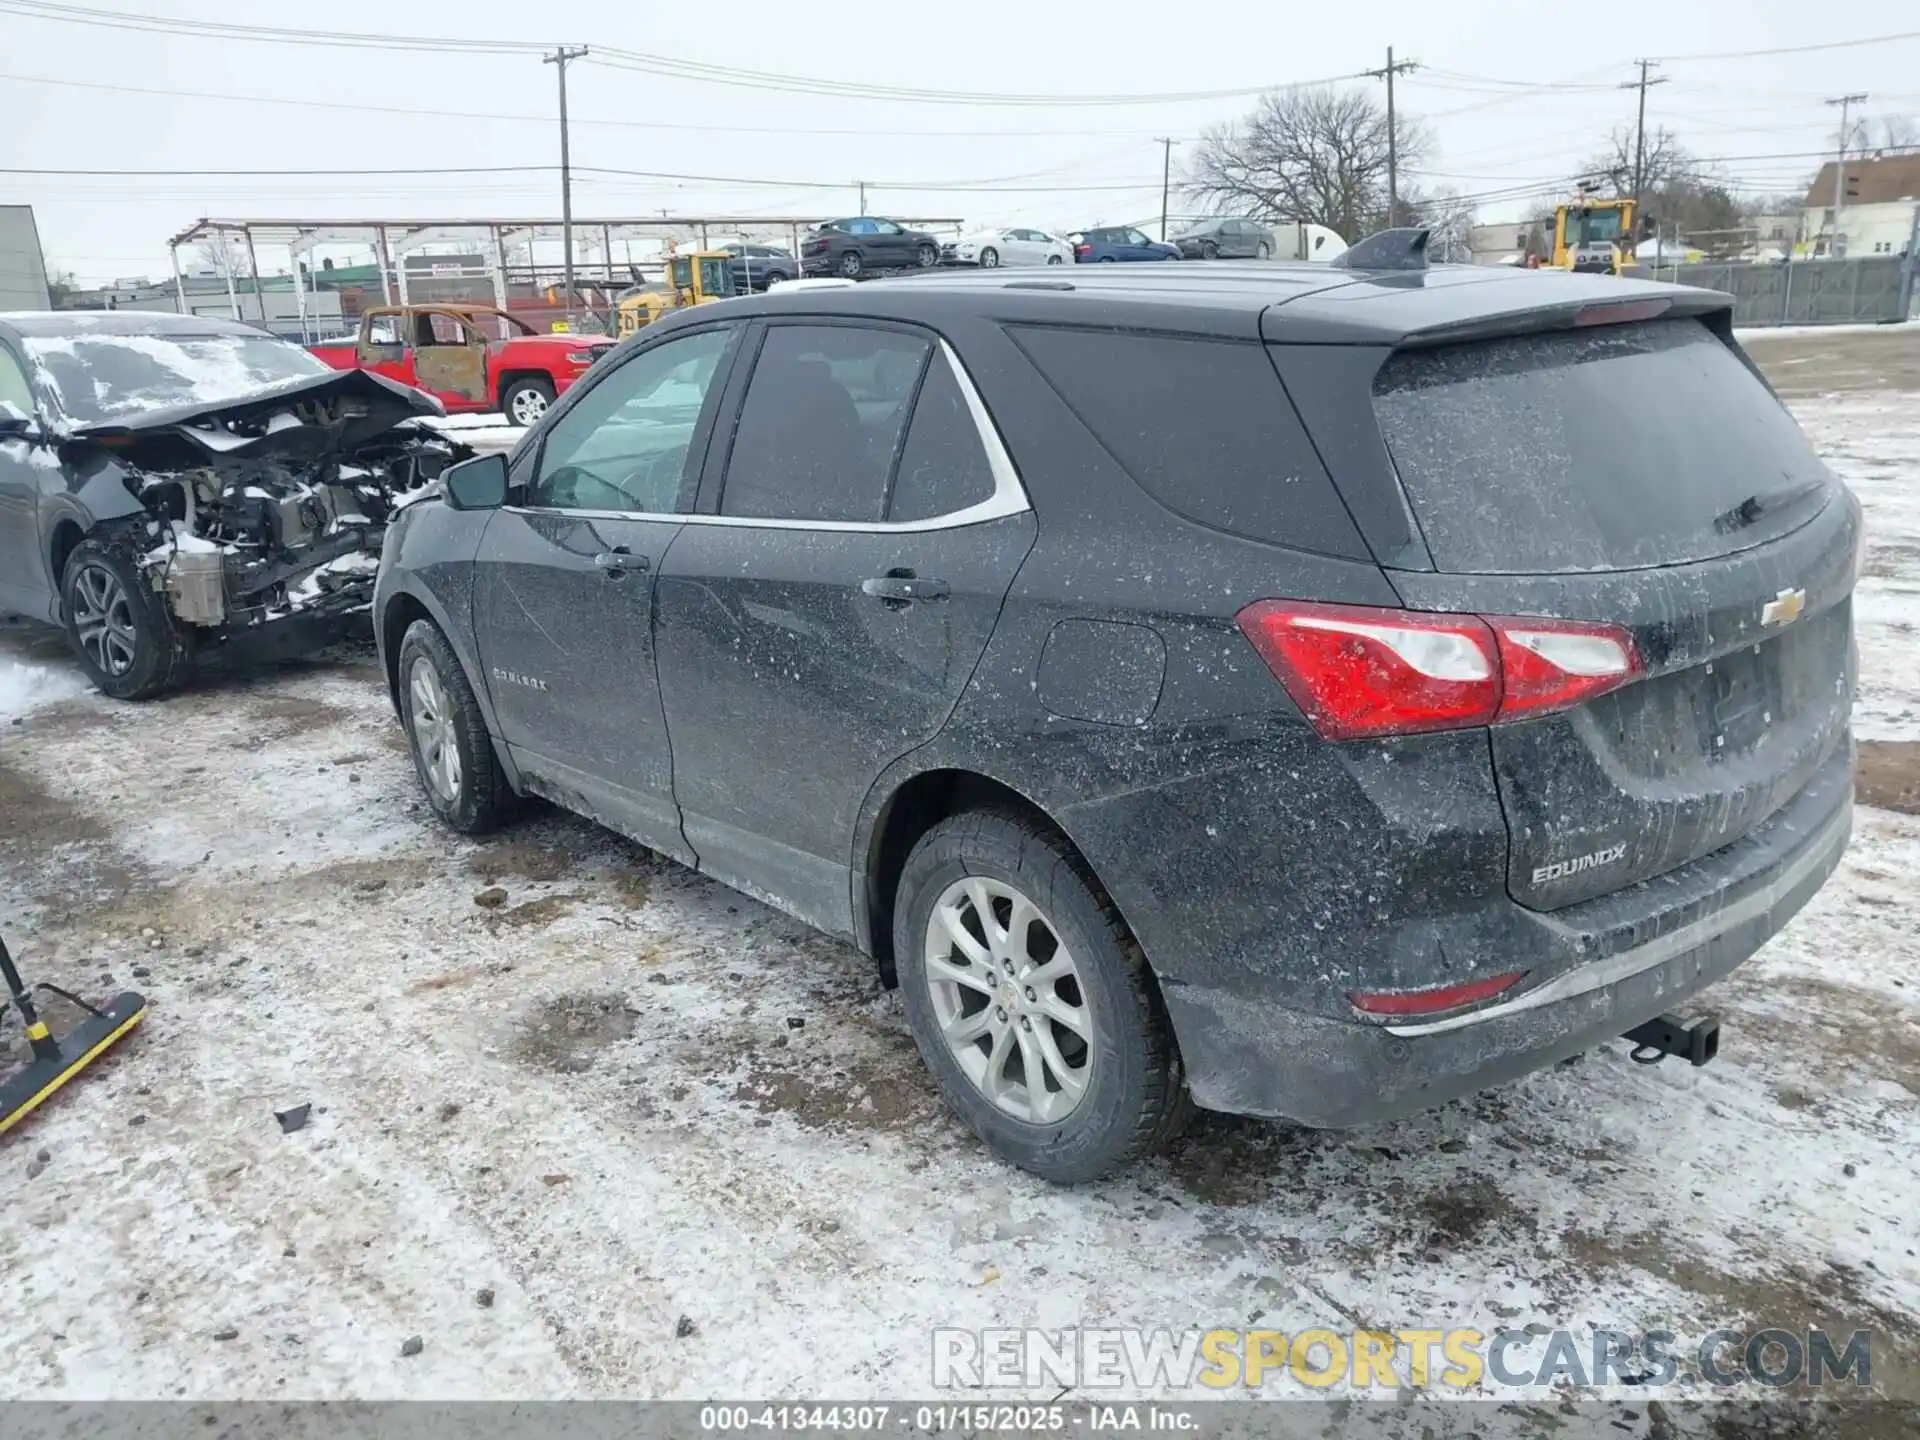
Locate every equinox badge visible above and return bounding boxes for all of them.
[1761,588,1806,628]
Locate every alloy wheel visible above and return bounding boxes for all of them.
[923,876,1092,1124]
[407,656,463,803]
[509,387,548,425]
[70,562,138,676]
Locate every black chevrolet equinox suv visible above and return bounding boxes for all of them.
[375,230,1857,1181]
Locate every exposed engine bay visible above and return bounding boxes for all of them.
[75,370,469,642]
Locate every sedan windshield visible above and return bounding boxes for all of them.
[25,331,332,424]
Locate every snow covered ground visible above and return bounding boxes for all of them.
[426,412,524,457]
[1,339,1917,1424]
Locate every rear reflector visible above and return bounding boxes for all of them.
[1236,600,1640,741]
[1350,970,1526,1018]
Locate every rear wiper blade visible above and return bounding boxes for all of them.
[1714,479,1827,533]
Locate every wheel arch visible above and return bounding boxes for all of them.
[853,763,1137,992]
[493,368,554,409]
[378,577,525,794]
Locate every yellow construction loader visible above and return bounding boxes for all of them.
[1547,193,1638,276]
[615,252,737,338]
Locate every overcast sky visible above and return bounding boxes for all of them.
[5,0,1918,283]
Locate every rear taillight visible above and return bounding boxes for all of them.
[1075,243,1092,256]
[1235,600,1639,741]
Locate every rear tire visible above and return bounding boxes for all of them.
[894,807,1191,1183]
[500,376,554,427]
[1255,241,1271,259]
[1046,254,1063,265]
[1097,256,1116,263]
[397,619,513,834]
[61,536,189,701]
[839,250,864,278]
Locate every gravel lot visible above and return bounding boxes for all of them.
[2,329,1917,1423]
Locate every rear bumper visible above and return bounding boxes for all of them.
[1164,744,1853,1125]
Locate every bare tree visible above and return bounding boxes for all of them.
[194,234,246,279]
[1185,85,1431,243]
[1406,187,1476,263]
[1581,126,1743,247]
[1861,112,1919,152]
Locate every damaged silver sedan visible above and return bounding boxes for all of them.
[0,312,469,699]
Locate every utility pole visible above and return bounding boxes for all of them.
[544,45,589,316]
[1622,60,1667,220]
[1365,48,1419,227]
[857,180,868,212]
[1154,138,1178,240]
[1826,92,1868,254]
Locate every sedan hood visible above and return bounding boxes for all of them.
[67,367,446,460]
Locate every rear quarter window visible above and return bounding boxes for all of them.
[1009,326,1367,558]
[1373,318,1833,574]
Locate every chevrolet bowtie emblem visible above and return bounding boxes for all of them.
[1761,588,1806,628]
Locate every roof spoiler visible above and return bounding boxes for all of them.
[1332,227,1430,272]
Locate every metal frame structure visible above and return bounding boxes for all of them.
[166,214,966,336]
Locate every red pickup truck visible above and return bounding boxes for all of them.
[309,304,616,426]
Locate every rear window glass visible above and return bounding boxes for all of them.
[1372,318,1832,574]
[1010,327,1365,557]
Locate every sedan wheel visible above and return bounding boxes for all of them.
[924,875,1092,1124]
[396,619,513,833]
[69,562,138,678]
[407,655,464,805]
[894,807,1191,1181]
[980,247,999,269]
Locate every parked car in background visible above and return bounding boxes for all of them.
[943,226,1072,268]
[801,218,942,279]
[374,246,1857,1182]
[1068,227,1180,262]
[0,312,465,698]
[1175,216,1276,259]
[309,303,615,426]
[719,241,797,291]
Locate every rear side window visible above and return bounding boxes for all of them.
[722,324,929,522]
[888,356,994,522]
[1373,318,1832,574]
[1010,326,1364,557]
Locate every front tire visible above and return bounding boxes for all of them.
[916,243,938,268]
[397,619,513,834]
[62,537,189,701]
[1200,240,1219,260]
[979,247,999,269]
[894,808,1190,1183]
[500,376,554,427]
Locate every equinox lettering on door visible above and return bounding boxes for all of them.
[1531,843,1628,886]
[491,668,549,692]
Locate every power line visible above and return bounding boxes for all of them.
[0,164,554,176]
[0,71,1183,138]
[0,0,1363,108]
[1655,30,1920,62]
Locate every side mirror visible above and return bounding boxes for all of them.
[0,400,38,440]
[443,452,509,511]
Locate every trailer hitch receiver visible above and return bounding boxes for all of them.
[1623,1012,1720,1067]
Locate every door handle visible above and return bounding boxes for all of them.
[861,575,949,604]
[595,548,646,578]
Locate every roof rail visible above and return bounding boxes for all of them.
[1332,227,1430,272]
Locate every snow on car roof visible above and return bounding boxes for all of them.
[0,310,271,340]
